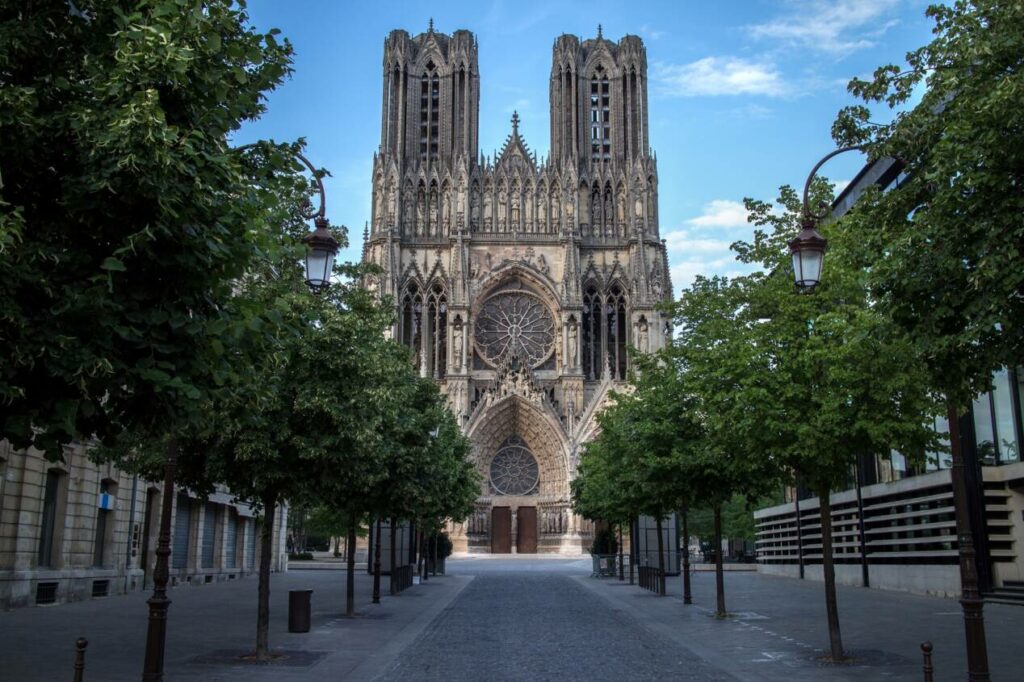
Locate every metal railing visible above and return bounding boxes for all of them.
[638,566,666,595]
[391,564,414,594]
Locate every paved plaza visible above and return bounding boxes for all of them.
[0,556,1021,681]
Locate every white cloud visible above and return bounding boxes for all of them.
[655,57,786,97]
[639,24,666,41]
[663,230,733,254]
[685,199,752,230]
[670,258,751,292]
[747,0,901,56]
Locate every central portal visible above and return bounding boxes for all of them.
[491,507,512,553]
[516,506,537,553]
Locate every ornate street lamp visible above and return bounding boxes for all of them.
[789,145,863,291]
[788,220,828,291]
[303,215,339,292]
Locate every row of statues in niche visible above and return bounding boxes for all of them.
[374,184,655,237]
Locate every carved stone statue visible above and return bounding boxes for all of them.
[429,192,438,235]
[453,323,464,371]
[638,318,649,353]
[635,196,644,217]
[404,190,414,234]
[567,320,578,367]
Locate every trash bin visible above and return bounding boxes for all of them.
[288,589,312,633]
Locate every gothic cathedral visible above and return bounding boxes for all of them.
[362,25,672,553]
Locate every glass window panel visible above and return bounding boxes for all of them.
[1017,367,1024,449]
[973,391,997,465]
[927,414,952,469]
[992,368,1019,463]
[890,451,908,480]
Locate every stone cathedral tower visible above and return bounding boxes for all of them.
[362,24,672,554]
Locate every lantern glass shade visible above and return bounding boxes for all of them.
[791,248,824,290]
[305,245,335,290]
[788,224,828,291]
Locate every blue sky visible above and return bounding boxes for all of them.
[235,0,935,293]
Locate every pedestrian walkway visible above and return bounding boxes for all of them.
[1,557,1021,681]
[0,567,469,682]
[574,567,1023,681]
[377,571,734,681]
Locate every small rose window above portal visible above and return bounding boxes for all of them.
[489,435,539,496]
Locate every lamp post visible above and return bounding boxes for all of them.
[140,145,338,681]
[791,147,990,680]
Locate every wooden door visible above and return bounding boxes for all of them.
[516,506,538,554]
[491,506,512,553]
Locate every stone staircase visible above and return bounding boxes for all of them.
[985,580,1024,606]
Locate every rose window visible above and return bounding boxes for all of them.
[474,291,555,367]
[489,436,540,496]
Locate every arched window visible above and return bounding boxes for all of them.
[590,66,610,161]
[400,283,423,372]
[426,284,448,379]
[582,284,603,380]
[606,284,628,380]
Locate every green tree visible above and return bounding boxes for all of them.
[711,181,941,660]
[671,276,782,616]
[575,353,705,594]
[0,0,296,456]
[101,259,399,659]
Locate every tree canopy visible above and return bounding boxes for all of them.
[831,0,1024,406]
[0,0,298,456]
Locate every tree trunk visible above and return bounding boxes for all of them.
[714,505,726,618]
[628,517,635,585]
[389,517,397,595]
[432,533,439,576]
[345,511,356,617]
[417,528,425,580]
[819,484,845,661]
[372,518,382,604]
[682,508,692,605]
[655,515,665,596]
[617,523,624,581]
[255,491,277,660]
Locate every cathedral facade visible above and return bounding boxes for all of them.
[362,25,672,553]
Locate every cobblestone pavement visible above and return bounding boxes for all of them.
[376,572,737,682]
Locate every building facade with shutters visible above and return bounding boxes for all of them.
[362,25,672,553]
[0,440,288,609]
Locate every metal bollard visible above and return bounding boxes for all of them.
[920,641,933,682]
[73,637,88,682]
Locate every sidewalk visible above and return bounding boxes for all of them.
[0,568,470,682]
[576,568,1022,681]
